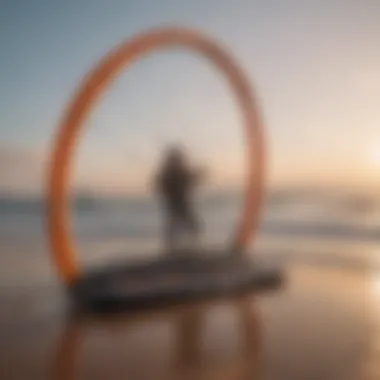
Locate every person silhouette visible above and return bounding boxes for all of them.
[154,146,205,253]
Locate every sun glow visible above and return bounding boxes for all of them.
[370,144,380,168]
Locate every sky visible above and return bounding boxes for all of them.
[1,0,380,195]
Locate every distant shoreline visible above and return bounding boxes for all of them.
[0,187,378,212]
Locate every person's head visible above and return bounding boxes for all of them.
[164,145,187,168]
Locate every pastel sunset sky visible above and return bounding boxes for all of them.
[1,1,379,195]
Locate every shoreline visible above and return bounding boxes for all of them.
[0,241,377,293]
[0,263,373,379]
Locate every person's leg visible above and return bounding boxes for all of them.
[183,206,201,252]
[169,200,201,253]
[164,211,177,254]
[164,200,179,254]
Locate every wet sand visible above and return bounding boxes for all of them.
[0,264,375,380]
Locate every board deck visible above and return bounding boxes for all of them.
[70,252,284,312]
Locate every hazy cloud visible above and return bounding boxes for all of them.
[353,66,380,94]
[0,146,46,195]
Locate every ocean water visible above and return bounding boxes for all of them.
[0,194,379,290]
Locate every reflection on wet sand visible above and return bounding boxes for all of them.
[52,297,260,380]
[0,265,372,380]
